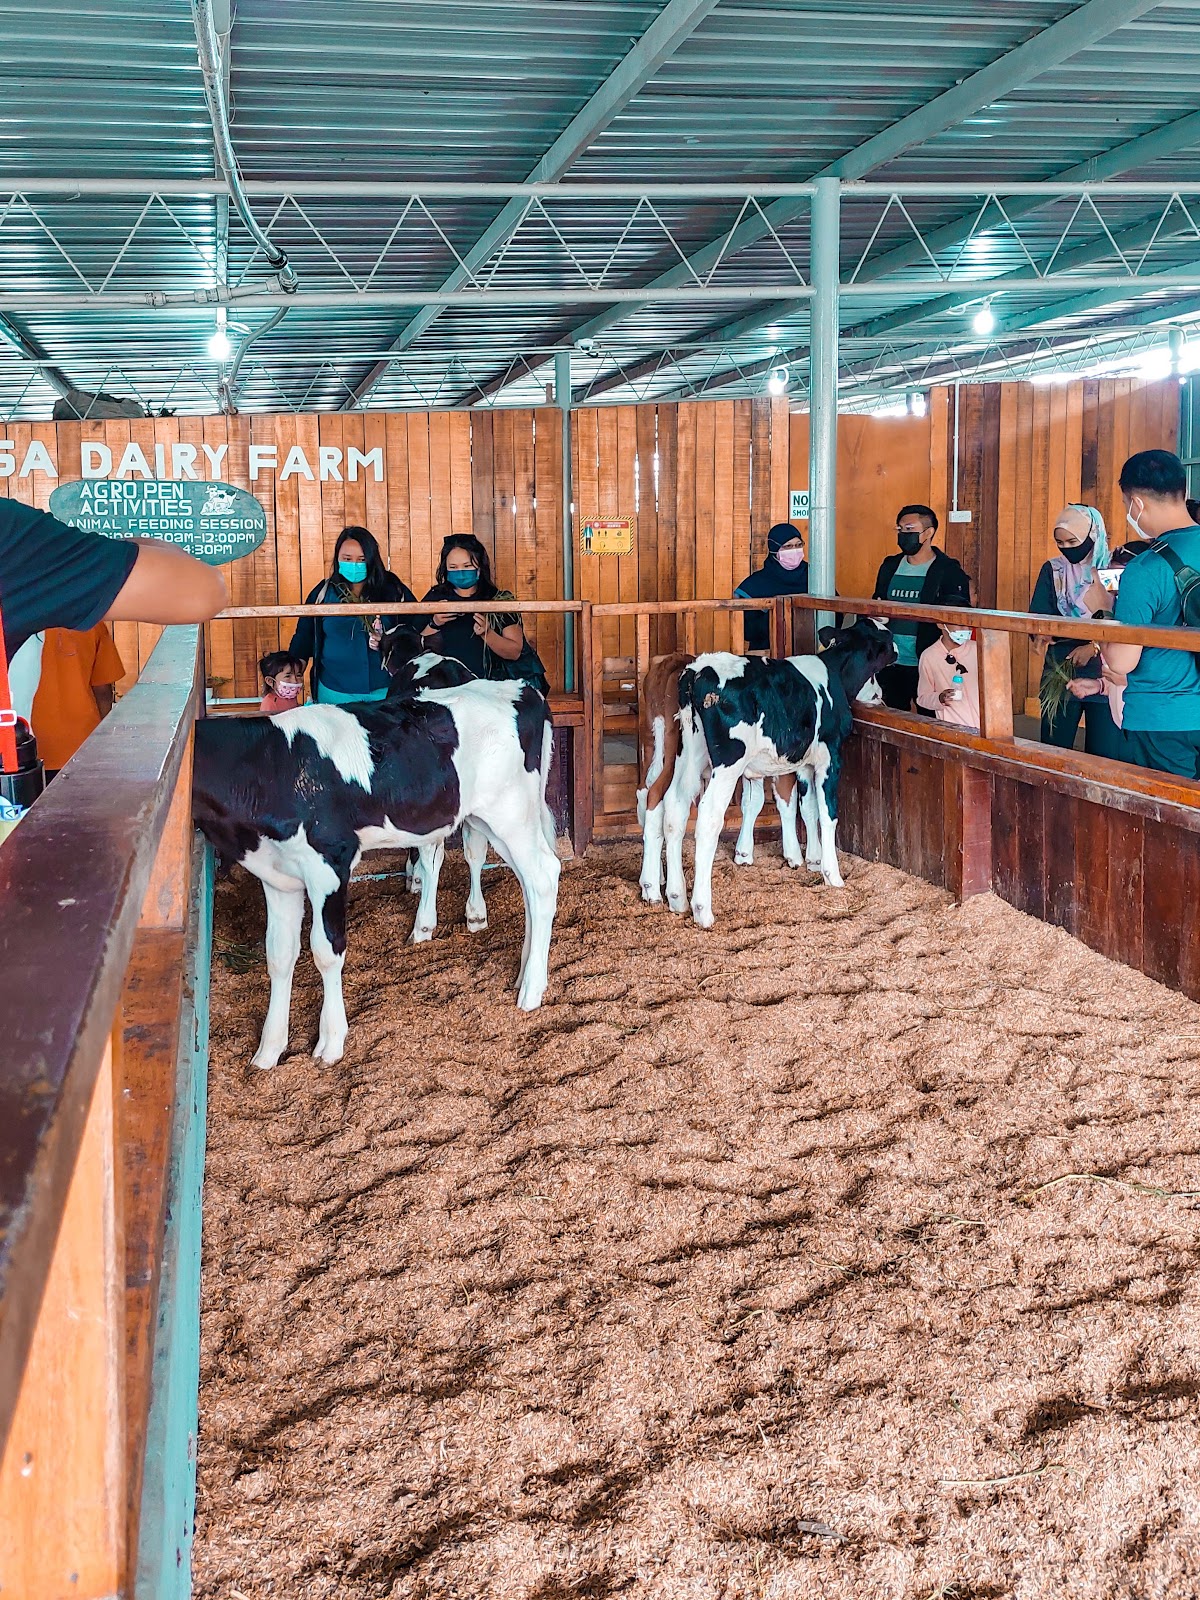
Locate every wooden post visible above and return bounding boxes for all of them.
[683,610,697,657]
[589,603,605,827]
[944,762,993,900]
[635,612,650,690]
[770,598,787,657]
[139,738,194,930]
[574,602,594,854]
[0,1041,127,1599]
[978,626,1015,741]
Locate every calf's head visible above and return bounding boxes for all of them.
[817,618,896,703]
[380,624,426,679]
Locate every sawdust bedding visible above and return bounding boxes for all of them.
[195,841,1200,1600]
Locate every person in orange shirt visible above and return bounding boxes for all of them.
[30,624,126,778]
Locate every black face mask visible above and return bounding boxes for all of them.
[897,529,923,556]
[1058,535,1095,565]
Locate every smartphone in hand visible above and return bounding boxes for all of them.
[1096,567,1122,594]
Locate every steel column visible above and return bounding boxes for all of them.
[809,178,839,629]
[555,351,576,693]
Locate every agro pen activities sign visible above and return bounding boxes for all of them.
[50,478,267,565]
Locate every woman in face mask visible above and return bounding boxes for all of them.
[1027,504,1122,759]
[420,534,548,694]
[288,526,416,705]
[733,523,809,654]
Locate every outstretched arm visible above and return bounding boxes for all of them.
[103,539,227,624]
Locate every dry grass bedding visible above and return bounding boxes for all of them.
[195,842,1200,1600]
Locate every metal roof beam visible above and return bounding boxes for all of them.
[341,0,722,410]
[581,106,1200,402]
[514,0,1163,408]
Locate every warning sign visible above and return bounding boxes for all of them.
[581,517,633,556]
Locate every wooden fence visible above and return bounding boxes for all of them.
[0,627,209,1600]
[794,377,1182,712]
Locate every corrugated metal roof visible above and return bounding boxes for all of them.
[2,0,1200,415]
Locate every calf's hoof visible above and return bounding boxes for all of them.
[314,1036,345,1066]
[691,902,715,930]
[250,1045,284,1072]
[822,869,845,889]
[466,913,488,933]
[733,850,754,866]
[640,881,663,904]
[516,981,546,1011]
[666,891,688,915]
[409,923,435,945]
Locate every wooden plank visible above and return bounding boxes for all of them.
[448,410,473,534]
[1080,379,1100,503]
[428,410,453,578]
[676,404,697,622]
[469,411,495,554]
[928,385,950,522]
[1074,797,1113,957]
[990,774,1022,906]
[615,405,638,659]
[877,741,902,867]
[534,406,563,691]
[573,407,599,611]
[1107,808,1144,973]
[317,414,346,566]
[656,405,678,653]
[595,407,621,661]
[712,402,735,652]
[693,403,716,653]
[492,408,518,594]
[407,414,433,597]
[769,394,789,525]
[290,415,324,611]
[855,734,883,864]
[995,385,1020,704]
[1142,820,1185,988]
[363,411,390,566]
[384,413,411,590]
[120,927,185,1572]
[0,1041,125,1597]
[1064,379,1084,505]
[636,403,660,654]
[731,401,753,655]
[340,412,368,530]
[978,628,1014,740]
[1041,785,1078,936]
[513,411,539,657]
[751,397,773,567]
[1013,778,1046,921]
[1047,380,1068,532]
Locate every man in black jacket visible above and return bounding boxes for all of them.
[873,504,972,712]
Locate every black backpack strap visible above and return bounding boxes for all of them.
[1149,537,1185,576]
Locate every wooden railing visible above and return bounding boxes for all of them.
[0,626,209,1600]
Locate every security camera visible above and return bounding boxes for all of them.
[577,338,597,355]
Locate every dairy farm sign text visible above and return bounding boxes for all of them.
[49,480,267,564]
[0,438,384,483]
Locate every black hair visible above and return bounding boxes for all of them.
[1118,449,1187,500]
[331,525,397,600]
[896,503,939,533]
[259,650,305,684]
[1188,497,1200,524]
[435,534,497,597]
[943,587,972,609]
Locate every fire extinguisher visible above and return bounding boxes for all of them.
[0,609,46,845]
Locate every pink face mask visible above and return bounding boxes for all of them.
[274,679,302,700]
[776,547,805,571]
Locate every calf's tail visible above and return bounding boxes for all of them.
[539,715,557,851]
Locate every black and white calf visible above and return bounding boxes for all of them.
[655,619,895,927]
[193,677,560,1069]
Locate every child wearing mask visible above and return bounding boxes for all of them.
[259,650,307,714]
[917,595,979,732]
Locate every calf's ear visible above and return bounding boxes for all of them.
[817,625,838,648]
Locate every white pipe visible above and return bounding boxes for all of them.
[808,176,839,632]
[190,0,297,292]
[7,179,1200,198]
[952,382,961,515]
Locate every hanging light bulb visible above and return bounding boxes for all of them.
[767,365,790,396]
[972,302,995,336]
[909,390,928,417]
[208,326,233,361]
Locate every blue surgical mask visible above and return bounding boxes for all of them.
[339,559,367,583]
[446,568,479,589]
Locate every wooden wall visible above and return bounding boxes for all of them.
[791,378,1182,710]
[572,398,790,661]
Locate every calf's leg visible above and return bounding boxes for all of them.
[472,802,561,1010]
[664,714,706,915]
[304,853,351,1064]
[252,881,304,1070]
[798,772,823,871]
[814,755,844,888]
[639,799,666,902]
[734,777,765,865]
[462,820,488,932]
[772,773,803,868]
[410,838,444,943]
[690,764,741,929]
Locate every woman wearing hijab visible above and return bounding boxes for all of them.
[420,534,548,694]
[733,523,808,653]
[1028,503,1122,759]
[289,525,415,704]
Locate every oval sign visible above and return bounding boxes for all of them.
[49,479,267,566]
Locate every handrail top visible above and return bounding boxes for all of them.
[0,626,201,1434]
[218,599,585,618]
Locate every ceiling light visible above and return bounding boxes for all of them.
[208,327,233,361]
[972,302,995,336]
[767,365,789,396]
[909,391,927,417]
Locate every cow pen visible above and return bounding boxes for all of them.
[3,594,1200,1597]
